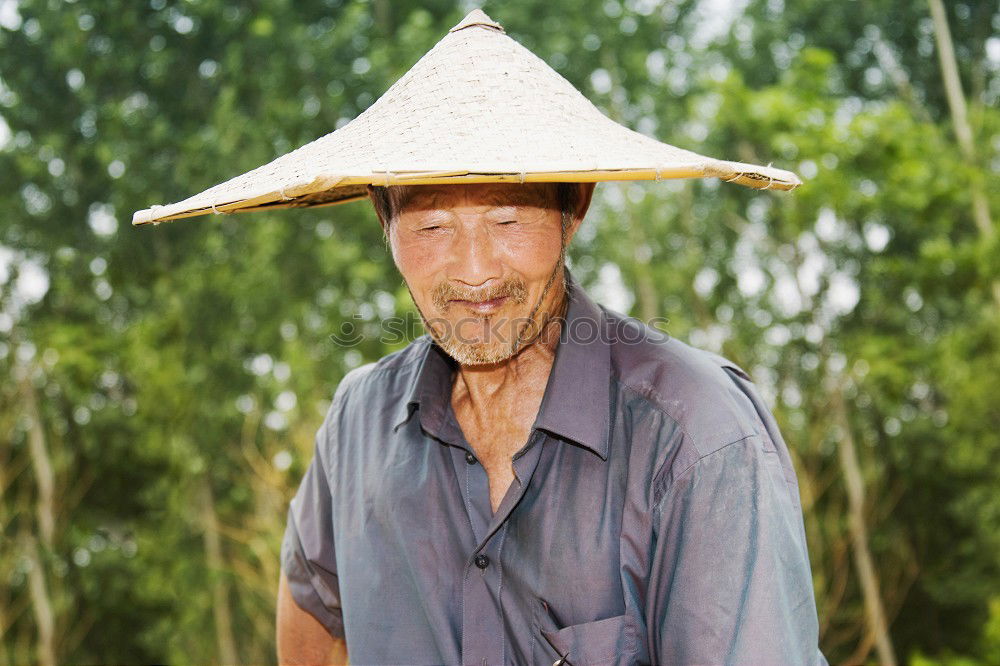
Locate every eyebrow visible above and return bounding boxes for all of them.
[400,185,557,211]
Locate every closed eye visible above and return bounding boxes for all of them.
[498,220,517,226]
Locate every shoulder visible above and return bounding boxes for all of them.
[328,335,433,410]
[601,307,783,499]
[604,306,762,449]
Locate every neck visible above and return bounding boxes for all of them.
[451,281,568,416]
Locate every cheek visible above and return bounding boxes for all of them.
[496,228,564,275]
[390,234,443,284]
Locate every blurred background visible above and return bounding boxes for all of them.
[1,0,998,664]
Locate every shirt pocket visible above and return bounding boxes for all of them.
[533,600,638,665]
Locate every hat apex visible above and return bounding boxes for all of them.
[449,9,504,33]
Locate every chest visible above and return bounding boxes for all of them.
[453,411,531,513]
[330,420,636,664]
[451,382,544,513]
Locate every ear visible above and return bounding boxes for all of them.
[563,182,597,244]
[366,184,390,235]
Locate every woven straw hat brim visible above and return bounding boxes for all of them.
[132,10,801,227]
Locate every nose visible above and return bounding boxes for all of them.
[446,222,503,288]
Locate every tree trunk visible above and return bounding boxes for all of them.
[24,536,56,666]
[200,479,239,666]
[624,196,661,324]
[20,367,57,666]
[21,370,54,548]
[927,0,999,307]
[831,379,897,666]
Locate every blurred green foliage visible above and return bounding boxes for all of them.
[1,0,998,664]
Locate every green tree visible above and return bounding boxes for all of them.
[1,1,997,664]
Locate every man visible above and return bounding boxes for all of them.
[275,177,825,665]
[132,9,823,665]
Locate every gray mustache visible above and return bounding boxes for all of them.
[431,280,528,310]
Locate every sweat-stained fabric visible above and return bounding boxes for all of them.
[281,270,828,666]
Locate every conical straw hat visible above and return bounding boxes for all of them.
[132,9,801,227]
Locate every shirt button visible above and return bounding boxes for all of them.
[465,451,477,465]
[474,554,490,569]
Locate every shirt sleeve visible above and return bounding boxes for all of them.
[646,431,826,665]
[280,399,345,638]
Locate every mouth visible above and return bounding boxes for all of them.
[448,295,509,314]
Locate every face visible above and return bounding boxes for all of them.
[380,182,592,366]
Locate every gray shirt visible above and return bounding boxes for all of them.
[281,271,828,665]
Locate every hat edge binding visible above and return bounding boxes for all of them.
[131,165,801,225]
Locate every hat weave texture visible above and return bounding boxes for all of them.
[132,9,801,226]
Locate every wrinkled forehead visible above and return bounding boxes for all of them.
[396,182,561,212]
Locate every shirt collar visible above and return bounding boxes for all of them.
[393,269,612,461]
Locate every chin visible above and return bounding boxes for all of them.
[425,309,541,366]
[438,339,519,366]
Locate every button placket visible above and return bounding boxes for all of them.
[462,445,492,544]
[461,523,509,666]
[474,432,546,553]
[452,425,546,665]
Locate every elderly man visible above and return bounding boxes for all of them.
[133,9,825,666]
[274,179,824,666]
